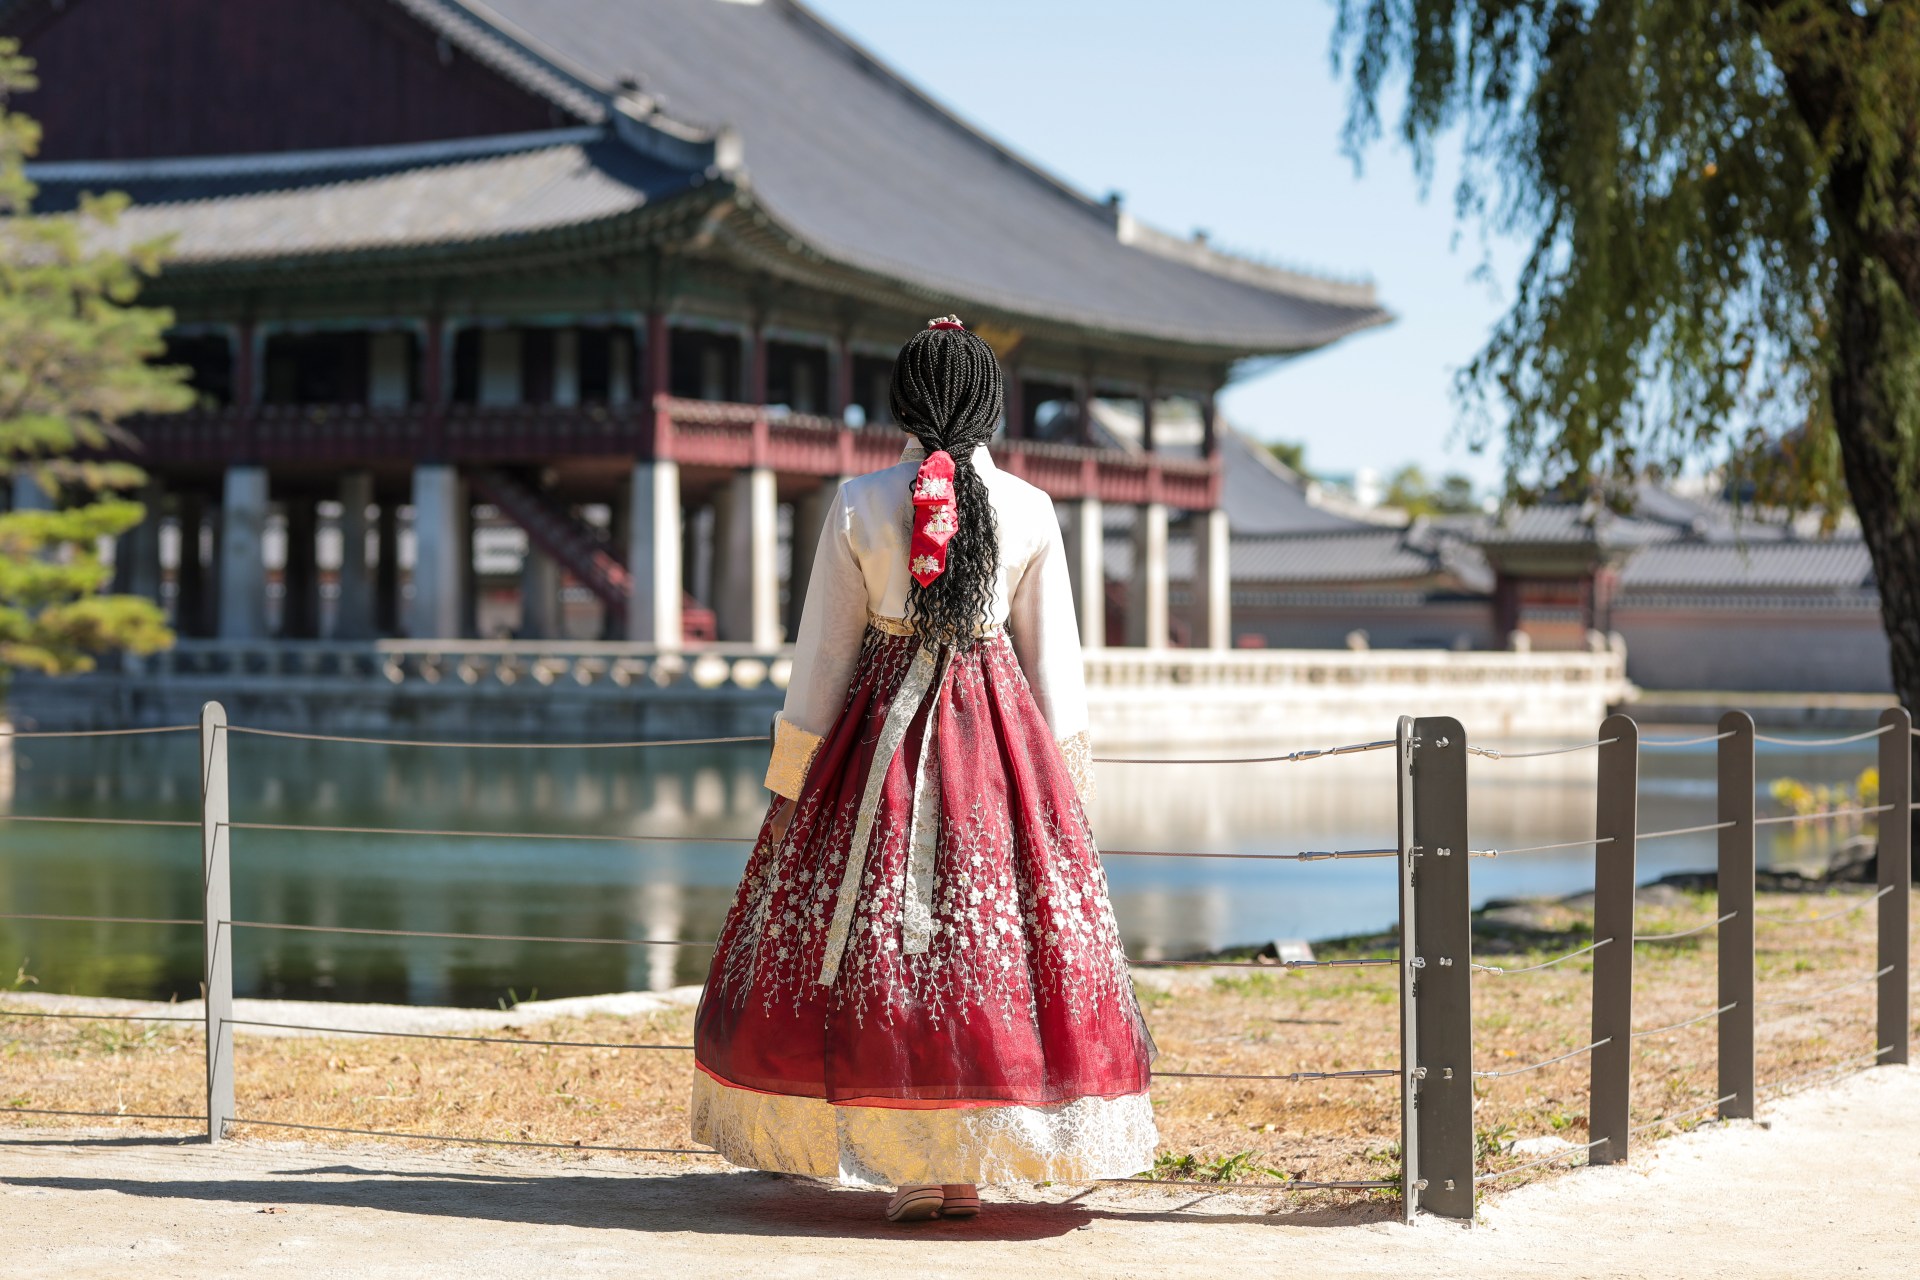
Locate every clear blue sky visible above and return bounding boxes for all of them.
[806,0,1515,490]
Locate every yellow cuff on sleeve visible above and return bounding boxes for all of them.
[765,716,824,800]
[1059,729,1095,803]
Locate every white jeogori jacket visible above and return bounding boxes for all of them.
[764,441,1091,801]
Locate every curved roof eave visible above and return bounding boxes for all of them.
[714,190,1395,360]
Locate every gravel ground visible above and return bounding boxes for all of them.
[1,1064,1913,1280]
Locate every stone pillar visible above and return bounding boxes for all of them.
[408,464,462,639]
[375,500,400,636]
[334,472,375,639]
[716,467,779,648]
[788,477,847,634]
[520,541,564,639]
[218,466,270,640]
[628,460,684,647]
[1062,496,1105,649]
[281,496,320,639]
[1190,507,1231,650]
[114,480,165,602]
[1127,502,1169,649]
[176,491,208,636]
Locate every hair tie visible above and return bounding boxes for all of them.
[926,314,965,331]
[909,449,958,586]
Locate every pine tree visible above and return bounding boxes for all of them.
[1336,1,1920,711]
[0,40,190,679]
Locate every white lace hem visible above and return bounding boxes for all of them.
[689,1072,1158,1187]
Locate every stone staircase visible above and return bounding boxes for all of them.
[467,468,715,641]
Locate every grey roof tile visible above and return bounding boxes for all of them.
[1620,540,1876,591]
[430,0,1390,349]
[36,137,691,264]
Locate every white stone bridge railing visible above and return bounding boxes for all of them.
[85,640,1638,748]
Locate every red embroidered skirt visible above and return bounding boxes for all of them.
[690,626,1156,1185]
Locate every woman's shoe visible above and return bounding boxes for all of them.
[886,1184,945,1223]
[939,1184,980,1218]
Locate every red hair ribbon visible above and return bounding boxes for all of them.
[909,449,958,587]
[927,314,965,330]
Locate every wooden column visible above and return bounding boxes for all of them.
[832,332,855,421]
[231,320,258,410]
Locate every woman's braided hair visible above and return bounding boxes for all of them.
[889,322,1004,646]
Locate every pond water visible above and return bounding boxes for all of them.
[0,724,1885,1007]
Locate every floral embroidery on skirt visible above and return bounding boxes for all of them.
[691,627,1157,1184]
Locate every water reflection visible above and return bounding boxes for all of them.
[0,729,1882,1006]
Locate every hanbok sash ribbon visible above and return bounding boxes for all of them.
[909,450,958,587]
[817,642,949,986]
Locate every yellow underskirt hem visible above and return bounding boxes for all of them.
[688,1070,1158,1187]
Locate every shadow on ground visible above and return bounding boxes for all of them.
[0,1145,1396,1239]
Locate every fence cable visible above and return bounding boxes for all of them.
[1632,1004,1736,1039]
[0,815,200,829]
[1755,1049,1892,1098]
[1754,804,1894,827]
[222,1018,692,1052]
[1474,1038,1612,1079]
[227,726,769,750]
[1756,886,1895,928]
[1636,820,1736,843]
[3,1105,207,1122]
[1101,1175,1398,1192]
[1128,957,1397,971]
[1093,738,1395,765]
[228,920,714,949]
[1634,912,1737,944]
[0,724,197,739]
[1475,1135,1609,1183]
[1629,1094,1735,1137]
[1102,847,1397,862]
[230,1115,717,1156]
[1753,966,1895,1011]
[1640,730,1737,748]
[1467,738,1616,761]
[1471,836,1614,859]
[1472,938,1612,975]
[226,820,755,846]
[1753,725,1894,747]
[0,911,200,927]
[0,1008,201,1024]
[1154,1067,1398,1083]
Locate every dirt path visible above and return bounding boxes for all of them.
[2,1065,1914,1280]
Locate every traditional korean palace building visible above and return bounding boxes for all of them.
[3,0,1389,653]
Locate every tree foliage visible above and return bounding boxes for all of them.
[1385,464,1483,516]
[0,40,189,676]
[1335,1,1920,504]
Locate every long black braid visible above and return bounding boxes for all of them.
[889,322,1004,646]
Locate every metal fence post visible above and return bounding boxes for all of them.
[1589,713,1639,1164]
[1409,715,1472,1219]
[1717,710,1756,1120]
[1877,705,1912,1067]
[1394,716,1419,1224]
[200,700,234,1141]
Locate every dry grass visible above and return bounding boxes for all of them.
[4,887,1914,1203]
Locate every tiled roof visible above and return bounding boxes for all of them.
[456,0,1388,349]
[1619,540,1876,592]
[1107,524,1467,586]
[31,135,695,264]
